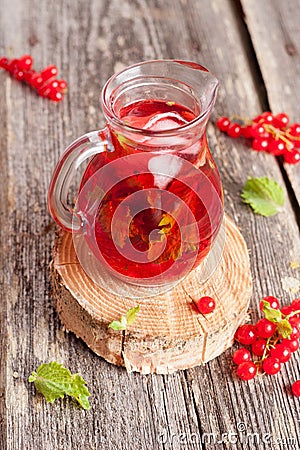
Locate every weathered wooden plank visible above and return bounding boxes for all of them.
[0,0,300,449]
[241,0,300,206]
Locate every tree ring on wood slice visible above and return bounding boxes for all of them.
[50,214,252,374]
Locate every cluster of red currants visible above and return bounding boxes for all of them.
[217,112,300,164]
[0,54,67,102]
[233,296,300,396]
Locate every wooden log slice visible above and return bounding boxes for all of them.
[50,215,252,374]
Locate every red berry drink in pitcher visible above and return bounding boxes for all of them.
[80,99,223,283]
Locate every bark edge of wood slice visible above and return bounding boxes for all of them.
[50,215,252,374]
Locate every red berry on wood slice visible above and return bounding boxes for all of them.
[292,380,300,397]
[16,54,33,71]
[255,318,277,339]
[235,324,256,345]
[280,339,299,353]
[270,343,291,363]
[237,362,257,380]
[252,339,267,356]
[233,348,251,365]
[262,357,281,375]
[216,116,230,131]
[195,296,216,314]
[260,296,280,311]
[227,123,242,138]
[273,113,289,129]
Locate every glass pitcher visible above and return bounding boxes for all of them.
[48,60,224,288]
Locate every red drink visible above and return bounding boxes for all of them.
[80,99,223,284]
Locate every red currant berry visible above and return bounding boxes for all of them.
[255,318,277,339]
[195,296,216,314]
[237,362,257,380]
[268,138,285,156]
[48,89,63,102]
[262,357,281,375]
[281,305,293,316]
[0,57,9,70]
[276,113,289,127]
[235,324,256,345]
[13,69,25,81]
[284,149,300,164]
[251,123,267,138]
[241,125,253,138]
[58,79,68,91]
[40,65,58,82]
[280,339,299,353]
[291,298,300,311]
[260,296,280,311]
[29,73,44,89]
[23,69,35,83]
[273,113,289,129]
[7,59,18,73]
[292,380,300,396]
[270,343,291,363]
[37,84,52,98]
[260,111,274,124]
[288,123,300,137]
[216,117,230,132]
[289,319,300,339]
[233,348,251,365]
[227,123,242,138]
[16,54,33,71]
[252,138,269,151]
[252,339,267,356]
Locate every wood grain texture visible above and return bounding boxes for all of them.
[241,0,300,207]
[0,0,300,449]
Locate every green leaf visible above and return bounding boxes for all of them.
[126,305,140,325]
[241,176,284,217]
[28,362,90,410]
[277,319,293,339]
[262,301,282,323]
[108,306,140,330]
[109,317,127,331]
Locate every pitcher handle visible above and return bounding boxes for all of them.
[48,127,114,233]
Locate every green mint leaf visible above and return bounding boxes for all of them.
[109,306,140,330]
[276,319,293,339]
[28,362,90,410]
[126,305,140,325]
[109,317,127,331]
[241,176,284,217]
[262,300,282,323]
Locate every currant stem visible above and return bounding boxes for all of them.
[285,309,300,320]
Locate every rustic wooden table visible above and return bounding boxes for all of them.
[1,0,300,449]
